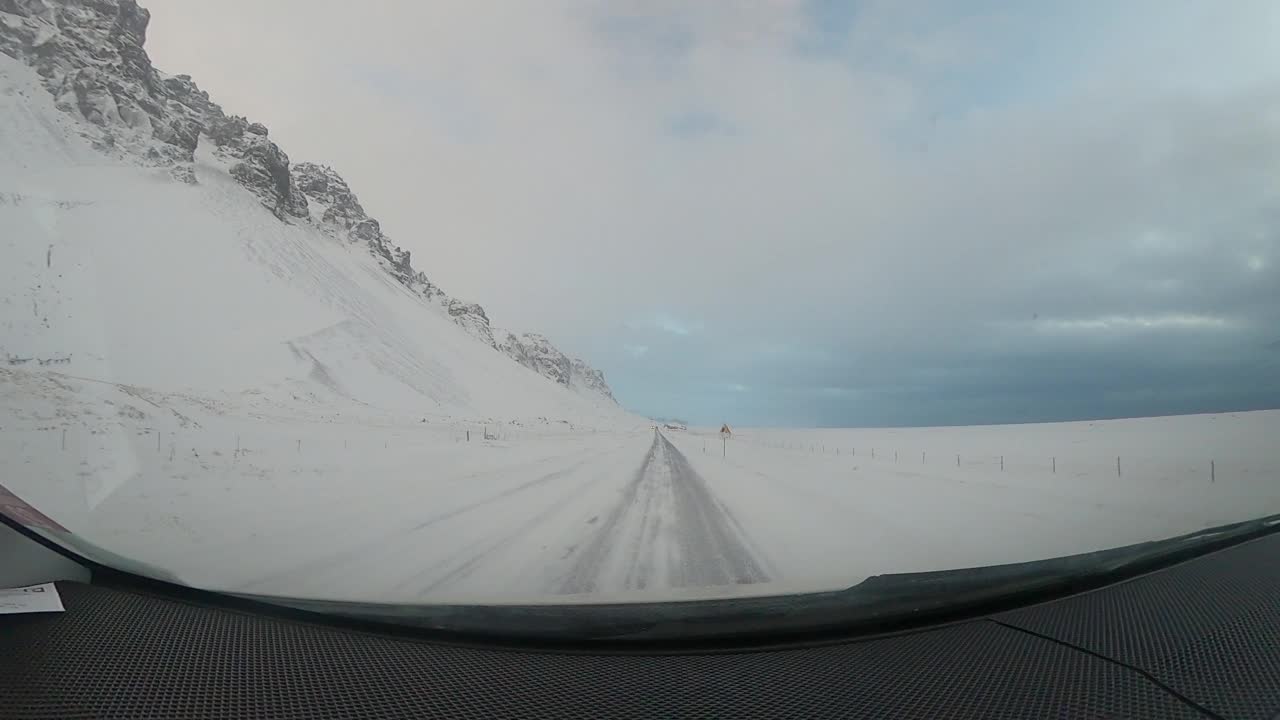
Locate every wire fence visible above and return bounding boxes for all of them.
[4,420,630,471]
[690,431,1269,487]
[8,423,1269,490]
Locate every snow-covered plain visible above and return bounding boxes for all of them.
[674,413,1280,595]
[6,366,1279,605]
[4,51,1280,606]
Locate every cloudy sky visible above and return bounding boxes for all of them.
[143,0,1280,426]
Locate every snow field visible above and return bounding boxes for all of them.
[668,410,1280,593]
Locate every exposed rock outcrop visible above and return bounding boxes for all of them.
[498,332,616,404]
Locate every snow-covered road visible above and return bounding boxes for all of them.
[227,430,776,601]
[559,432,771,595]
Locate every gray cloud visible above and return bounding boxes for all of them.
[143,0,1280,426]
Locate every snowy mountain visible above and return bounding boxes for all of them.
[0,0,622,420]
[0,0,619,414]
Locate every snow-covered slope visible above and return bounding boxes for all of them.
[0,0,622,420]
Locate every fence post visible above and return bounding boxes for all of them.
[895,451,898,462]
[956,453,960,467]
[297,439,301,453]
[157,431,161,452]
[1052,456,1056,474]
[1117,456,1121,477]
[1000,455,1004,471]
[61,428,66,451]
[1211,460,1215,483]
[235,434,240,460]
[467,430,470,442]
[922,451,925,464]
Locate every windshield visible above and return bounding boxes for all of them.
[2,1,1278,622]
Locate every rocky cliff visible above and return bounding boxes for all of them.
[497,332,617,404]
[0,0,616,405]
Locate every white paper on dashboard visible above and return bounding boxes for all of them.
[0,582,65,614]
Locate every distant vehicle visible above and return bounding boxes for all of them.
[663,422,687,432]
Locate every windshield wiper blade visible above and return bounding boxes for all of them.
[855,512,1280,601]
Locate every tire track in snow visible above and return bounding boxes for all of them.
[556,439,657,594]
[663,434,771,587]
[558,432,771,594]
[409,472,606,597]
[232,446,620,592]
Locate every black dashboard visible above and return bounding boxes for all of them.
[4,533,1279,719]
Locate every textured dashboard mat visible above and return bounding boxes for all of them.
[998,533,1280,720]
[0,581,1204,720]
